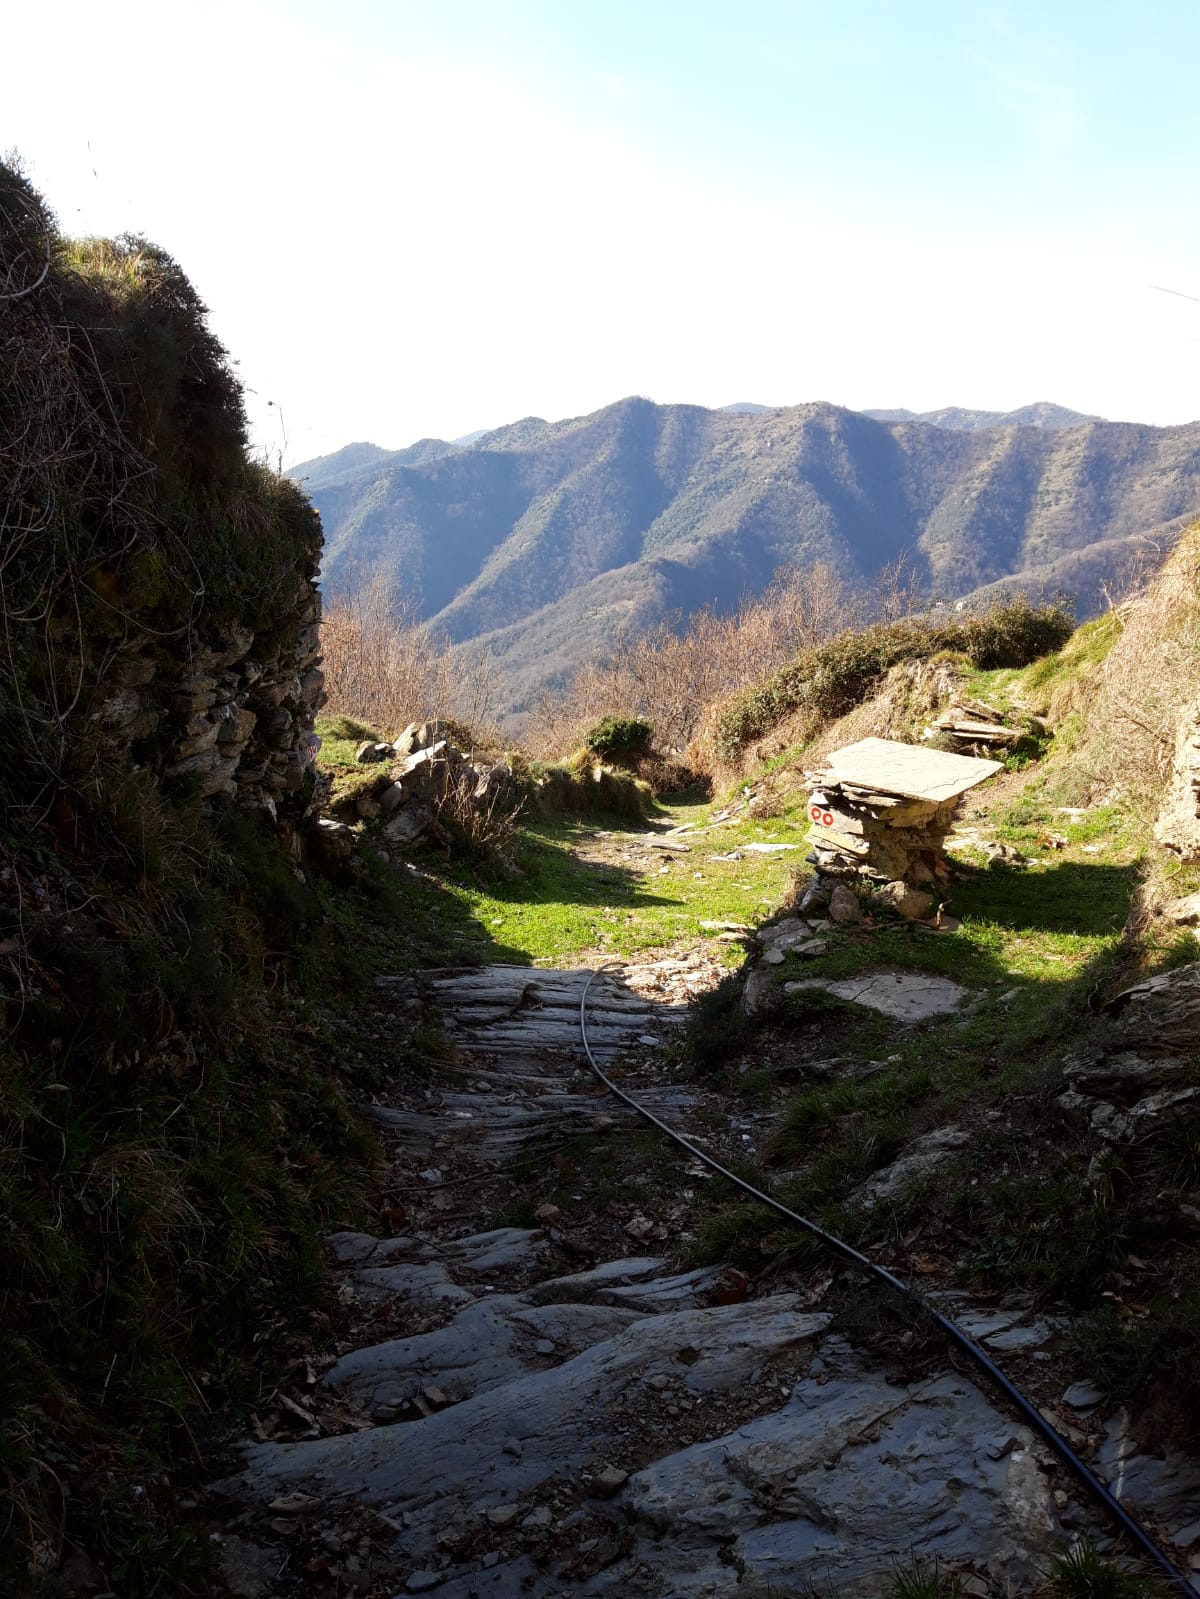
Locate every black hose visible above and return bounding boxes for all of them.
[578,966,1195,1596]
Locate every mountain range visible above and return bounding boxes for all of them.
[293,398,1200,723]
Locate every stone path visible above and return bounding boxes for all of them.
[215,961,1200,1598]
[425,965,690,1058]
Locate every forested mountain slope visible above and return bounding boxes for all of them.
[296,397,1200,718]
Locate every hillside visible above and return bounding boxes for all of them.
[296,397,1200,722]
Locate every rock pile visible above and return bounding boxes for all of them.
[806,737,1001,886]
[1059,962,1200,1192]
[922,695,1036,753]
[328,720,517,853]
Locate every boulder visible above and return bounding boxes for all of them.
[827,884,864,925]
[742,966,784,1019]
[871,880,935,921]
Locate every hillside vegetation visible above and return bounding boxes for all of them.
[0,160,390,1593]
[296,395,1200,723]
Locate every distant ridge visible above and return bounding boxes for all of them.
[863,401,1103,431]
[298,396,1200,724]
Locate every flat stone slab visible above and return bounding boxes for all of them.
[325,1294,643,1412]
[424,965,689,1058]
[826,737,1002,803]
[786,969,970,1021]
[376,1341,1079,1599]
[599,1356,1067,1597]
[219,1298,831,1554]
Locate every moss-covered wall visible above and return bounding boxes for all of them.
[0,161,326,832]
[0,160,369,1593]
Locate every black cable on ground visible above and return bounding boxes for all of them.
[578,966,1194,1596]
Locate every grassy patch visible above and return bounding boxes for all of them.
[1070,1291,1200,1449]
[963,610,1124,718]
[377,797,808,968]
[714,598,1074,761]
[687,767,1153,1291]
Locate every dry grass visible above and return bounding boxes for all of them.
[320,569,498,740]
[434,770,525,860]
[526,560,872,757]
[1058,525,1200,806]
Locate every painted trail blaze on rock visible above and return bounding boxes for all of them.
[807,737,1001,885]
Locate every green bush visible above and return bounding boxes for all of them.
[584,715,653,765]
[713,598,1074,760]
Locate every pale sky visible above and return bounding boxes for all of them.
[7,1,1200,463]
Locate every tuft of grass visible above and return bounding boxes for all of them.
[887,1556,965,1599]
[953,1167,1124,1305]
[1069,1291,1200,1448]
[1049,1538,1169,1599]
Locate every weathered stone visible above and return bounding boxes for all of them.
[176,718,224,760]
[1166,893,1200,925]
[174,686,218,714]
[217,706,257,747]
[871,880,935,921]
[1065,1048,1194,1097]
[786,969,969,1022]
[589,1465,628,1499]
[164,750,240,797]
[852,1126,969,1208]
[827,884,864,925]
[742,966,784,1019]
[378,782,406,818]
[220,1298,830,1528]
[1061,1380,1104,1409]
[400,742,450,783]
[1106,963,1200,1055]
[405,1572,441,1593]
[384,807,430,845]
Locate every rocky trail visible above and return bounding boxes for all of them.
[211,839,1200,1598]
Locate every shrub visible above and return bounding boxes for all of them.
[584,715,653,764]
[320,568,498,740]
[710,598,1075,762]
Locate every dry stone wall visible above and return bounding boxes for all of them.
[93,537,325,827]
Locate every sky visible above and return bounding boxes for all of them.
[6,0,1200,463]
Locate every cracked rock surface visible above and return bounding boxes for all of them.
[212,961,1199,1598]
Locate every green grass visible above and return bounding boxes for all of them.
[375,796,810,968]
[687,768,1155,1288]
[1049,1538,1170,1599]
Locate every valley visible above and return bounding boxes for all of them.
[295,398,1200,724]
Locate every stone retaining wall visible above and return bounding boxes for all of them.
[93,540,325,827]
